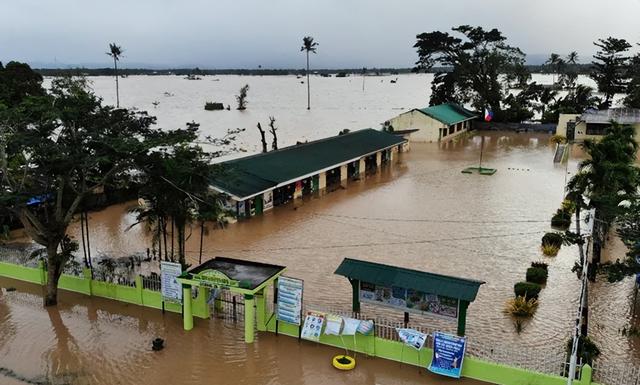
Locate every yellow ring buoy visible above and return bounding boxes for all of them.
[332,355,356,370]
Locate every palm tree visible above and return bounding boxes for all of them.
[545,53,565,85]
[106,43,123,107]
[300,36,318,110]
[566,51,579,65]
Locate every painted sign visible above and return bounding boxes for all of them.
[396,328,428,350]
[263,191,274,211]
[360,282,458,319]
[301,311,325,342]
[428,332,467,378]
[276,276,303,325]
[192,269,239,288]
[160,261,183,303]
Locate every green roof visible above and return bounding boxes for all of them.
[416,103,478,126]
[334,258,485,302]
[210,129,405,199]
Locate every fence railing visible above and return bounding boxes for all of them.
[592,360,640,385]
[141,274,162,292]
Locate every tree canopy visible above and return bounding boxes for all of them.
[590,37,632,108]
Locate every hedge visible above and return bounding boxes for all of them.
[514,281,542,299]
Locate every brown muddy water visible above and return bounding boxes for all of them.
[2,131,639,384]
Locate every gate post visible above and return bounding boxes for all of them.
[244,294,255,343]
[183,285,193,331]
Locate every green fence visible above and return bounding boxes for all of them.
[0,260,207,318]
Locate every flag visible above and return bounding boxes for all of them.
[484,108,493,122]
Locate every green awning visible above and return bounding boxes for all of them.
[334,258,485,302]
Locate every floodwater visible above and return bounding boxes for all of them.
[2,74,638,383]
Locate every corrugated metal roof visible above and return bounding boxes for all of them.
[416,103,478,126]
[334,258,485,302]
[210,129,406,199]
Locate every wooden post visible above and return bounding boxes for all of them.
[350,279,360,312]
[457,301,469,336]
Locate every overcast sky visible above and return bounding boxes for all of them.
[2,0,640,69]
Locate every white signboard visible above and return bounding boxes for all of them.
[277,276,303,325]
[301,311,325,342]
[161,261,183,303]
[264,191,274,211]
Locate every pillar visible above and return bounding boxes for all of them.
[244,294,255,343]
[135,275,143,304]
[350,279,360,312]
[375,152,382,167]
[183,286,193,331]
[255,289,266,332]
[457,300,469,336]
[389,148,395,162]
[580,364,593,385]
[359,158,366,178]
[340,164,348,187]
[318,172,326,191]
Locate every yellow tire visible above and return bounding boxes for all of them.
[332,355,356,371]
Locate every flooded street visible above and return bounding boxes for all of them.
[2,74,638,383]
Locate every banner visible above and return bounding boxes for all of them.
[160,261,182,303]
[263,191,274,211]
[276,276,303,325]
[428,332,467,378]
[301,311,325,342]
[396,328,427,350]
[360,282,458,319]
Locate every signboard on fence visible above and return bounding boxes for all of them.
[276,276,303,325]
[428,332,467,378]
[360,281,459,319]
[301,311,325,342]
[396,328,428,350]
[161,261,182,303]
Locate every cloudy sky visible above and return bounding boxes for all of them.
[2,0,640,69]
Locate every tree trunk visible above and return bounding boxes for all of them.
[199,221,204,264]
[114,58,120,108]
[306,52,310,110]
[44,242,62,306]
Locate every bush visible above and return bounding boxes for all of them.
[565,335,601,365]
[541,244,560,256]
[531,261,548,271]
[561,199,576,214]
[204,102,224,111]
[504,296,538,318]
[550,134,566,144]
[526,267,548,284]
[541,232,563,248]
[551,209,571,229]
[514,281,542,299]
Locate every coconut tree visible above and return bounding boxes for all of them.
[106,43,124,107]
[300,36,318,110]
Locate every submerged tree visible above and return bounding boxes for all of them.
[268,116,278,151]
[106,43,124,107]
[301,36,318,110]
[413,25,526,121]
[0,69,195,305]
[257,122,268,153]
[236,84,249,110]
[590,37,632,108]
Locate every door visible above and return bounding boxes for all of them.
[566,121,575,141]
[254,196,263,215]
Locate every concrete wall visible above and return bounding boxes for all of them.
[388,110,444,142]
[556,114,640,142]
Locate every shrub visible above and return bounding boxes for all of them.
[504,296,538,318]
[551,209,571,229]
[541,244,560,256]
[514,281,542,299]
[541,232,564,248]
[561,199,576,214]
[550,134,566,144]
[204,102,224,111]
[531,261,548,271]
[526,267,548,284]
[565,335,601,365]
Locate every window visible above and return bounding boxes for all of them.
[585,123,608,136]
[449,126,455,135]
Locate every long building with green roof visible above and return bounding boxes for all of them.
[210,129,406,218]
[385,103,478,142]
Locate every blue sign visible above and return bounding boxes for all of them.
[428,332,467,378]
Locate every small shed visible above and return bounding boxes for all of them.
[177,257,286,342]
[334,258,485,336]
[385,103,478,142]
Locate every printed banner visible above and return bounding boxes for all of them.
[428,332,467,378]
[301,311,325,342]
[263,191,274,211]
[276,276,303,325]
[160,261,182,303]
[360,281,458,319]
[396,328,428,350]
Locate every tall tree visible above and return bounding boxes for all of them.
[590,37,632,108]
[545,53,565,85]
[268,116,278,150]
[0,71,193,305]
[624,50,640,108]
[106,43,124,108]
[413,25,525,121]
[300,36,318,110]
[559,51,579,89]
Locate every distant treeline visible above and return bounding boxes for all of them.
[34,64,594,77]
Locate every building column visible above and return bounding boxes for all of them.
[359,158,366,178]
[244,294,255,343]
[183,286,193,331]
[340,164,348,186]
[318,172,326,192]
[255,289,267,332]
[350,279,360,312]
[457,300,469,336]
[375,152,382,167]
